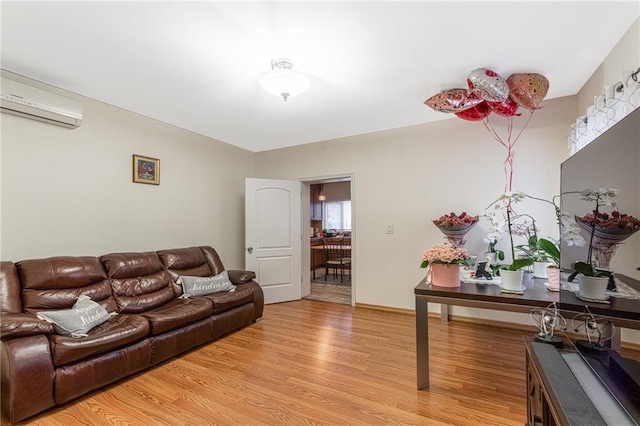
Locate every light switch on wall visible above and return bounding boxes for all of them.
[386,224,394,234]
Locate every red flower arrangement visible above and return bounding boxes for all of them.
[432,212,478,247]
[578,211,640,232]
[432,212,478,229]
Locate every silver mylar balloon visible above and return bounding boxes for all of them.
[467,68,510,103]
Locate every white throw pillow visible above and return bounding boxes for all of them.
[37,295,115,338]
[179,271,236,298]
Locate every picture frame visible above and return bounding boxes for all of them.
[132,154,160,185]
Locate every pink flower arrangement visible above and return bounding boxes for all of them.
[420,242,469,268]
[432,212,478,229]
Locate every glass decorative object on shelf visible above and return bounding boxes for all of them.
[571,307,616,353]
[569,67,640,155]
[432,212,478,247]
[530,302,567,347]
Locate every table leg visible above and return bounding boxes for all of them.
[605,324,622,350]
[416,295,430,389]
[440,303,449,322]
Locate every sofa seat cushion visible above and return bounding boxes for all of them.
[202,284,254,314]
[140,298,213,336]
[50,314,149,367]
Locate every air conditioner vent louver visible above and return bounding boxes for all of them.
[1,77,83,129]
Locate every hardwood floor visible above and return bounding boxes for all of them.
[6,300,533,425]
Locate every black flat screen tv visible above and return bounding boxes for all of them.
[559,106,640,420]
[560,106,640,282]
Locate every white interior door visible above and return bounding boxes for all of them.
[245,178,302,304]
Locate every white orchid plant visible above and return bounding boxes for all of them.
[484,190,588,271]
[520,192,586,266]
[570,188,619,279]
[484,191,535,271]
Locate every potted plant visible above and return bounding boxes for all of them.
[485,191,535,293]
[484,238,505,266]
[514,229,560,279]
[510,216,554,278]
[420,242,469,287]
[537,238,562,290]
[567,188,629,300]
[514,191,589,288]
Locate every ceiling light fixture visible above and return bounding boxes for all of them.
[258,58,310,102]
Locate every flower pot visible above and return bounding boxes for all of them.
[577,275,609,300]
[546,266,560,291]
[533,261,552,278]
[500,269,524,292]
[428,263,461,287]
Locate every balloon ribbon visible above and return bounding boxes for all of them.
[481,110,535,193]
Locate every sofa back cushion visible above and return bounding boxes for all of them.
[1,262,22,314]
[199,246,225,276]
[101,251,175,313]
[157,247,215,295]
[17,256,117,316]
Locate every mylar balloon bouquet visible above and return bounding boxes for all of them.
[467,68,509,103]
[424,68,549,192]
[423,88,483,113]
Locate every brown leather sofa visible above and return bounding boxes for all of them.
[0,246,264,423]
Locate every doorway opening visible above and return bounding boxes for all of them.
[302,176,353,305]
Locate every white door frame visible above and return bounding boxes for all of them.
[300,173,355,306]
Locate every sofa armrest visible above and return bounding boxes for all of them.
[227,270,256,285]
[1,335,56,423]
[1,313,53,340]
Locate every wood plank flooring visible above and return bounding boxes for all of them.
[5,300,535,425]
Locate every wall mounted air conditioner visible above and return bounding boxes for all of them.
[1,77,83,129]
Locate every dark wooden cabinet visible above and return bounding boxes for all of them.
[524,339,616,426]
[526,346,558,426]
[310,184,323,221]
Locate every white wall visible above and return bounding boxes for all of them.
[256,96,574,320]
[0,71,254,269]
[577,17,640,115]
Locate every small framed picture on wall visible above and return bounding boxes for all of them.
[132,154,160,185]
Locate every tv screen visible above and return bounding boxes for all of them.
[560,107,640,280]
[559,106,640,420]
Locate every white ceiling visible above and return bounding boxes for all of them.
[2,2,638,152]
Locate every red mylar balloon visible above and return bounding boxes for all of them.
[467,68,510,103]
[424,88,483,113]
[455,101,491,121]
[507,73,549,110]
[488,97,521,117]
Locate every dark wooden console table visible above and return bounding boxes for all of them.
[525,336,640,425]
[415,274,640,389]
[414,276,557,389]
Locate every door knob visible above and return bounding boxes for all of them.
[247,247,253,254]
